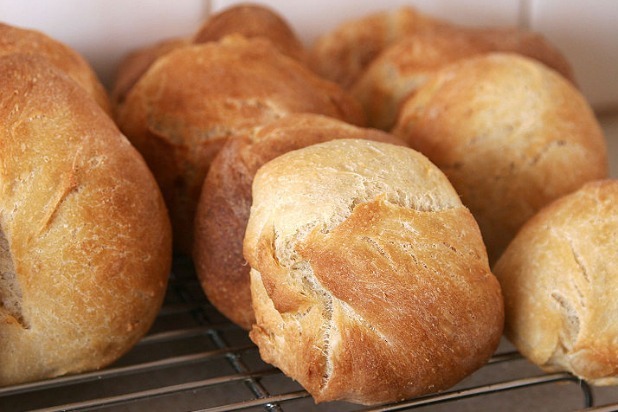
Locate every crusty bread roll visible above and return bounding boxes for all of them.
[244,139,504,404]
[111,37,189,107]
[393,53,608,264]
[0,55,171,386]
[494,179,618,385]
[193,3,305,62]
[308,6,449,88]
[116,35,365,254]
[112,3,304,109]
[194,114,405,330]
[351,28,574,130]
[0,22,111,114]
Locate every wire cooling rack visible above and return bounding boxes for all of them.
[2,257,618,412]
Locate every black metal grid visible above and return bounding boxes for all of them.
[1,257,617,412]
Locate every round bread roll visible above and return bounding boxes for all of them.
[308,6,449,88]
[0,55,171,386]
[494,179,618,385]
[393,53,608,264]
[0,22,111,115]
[194,114,405,330]
[193,3,305,62]
[116,35,365,254]
[111,37,189,107]
[351,28,574,130]
[112,4,304,109]
[243,139,504,404]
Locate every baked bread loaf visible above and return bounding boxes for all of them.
[351,28,574,130]
[115,35,365,254]
[0,22,111,114]
[308,6,449,88]
[494,179,618,385]
[393,53,608,264]
[244,139,504,404]
[193,3,305,62]
[194,114,405,330]
[0,55,171,386]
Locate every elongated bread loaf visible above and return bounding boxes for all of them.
[116,35,364,253]
[194,114,404,330]
[393,53,608,264]
[0,55,171,386]
[494,180,618,385]
[244,139,504,404]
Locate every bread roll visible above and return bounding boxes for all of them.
[112,4,304,108]
[193,3,305,62]
[0,22,111,114]
[308,6,449,88]
[244,139,504,404]
[352,28,574,130]
[194,114,405,330]
[494,180,618,385]
[111,37,189,107]
[116,35,364,254]
[0,55,171,386]
[393,53,608,264]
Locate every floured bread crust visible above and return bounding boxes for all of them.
[244,139,503,404]
[194,114,404,330]
[494,180,618,385]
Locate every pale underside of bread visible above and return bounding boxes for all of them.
[495,179,618,385]
[194,114,403,330]
[0,55,171,386]
[244,139,504,404]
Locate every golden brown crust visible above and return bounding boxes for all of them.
[393,53,608,264]
[308,6,449,88]
[193,3,305,62]
[111,37,189,108]
[116,36,365,254]
[352,27,575,130]
[0,55,171,386]
[494,179,618,385]
[0,22,111,115]
[194,114,404,329]
[244,139,503,404]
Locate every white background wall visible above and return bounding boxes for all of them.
[0,0,616,112]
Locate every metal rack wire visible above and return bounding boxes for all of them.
[2,257,617,412]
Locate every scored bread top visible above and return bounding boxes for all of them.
[244,139,503,404]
